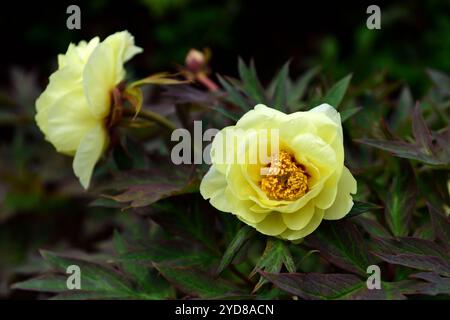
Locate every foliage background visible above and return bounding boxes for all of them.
[0,0,448,299]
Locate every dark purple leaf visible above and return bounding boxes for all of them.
[101,166,199,208]
[384,162,417,237]
[304,221,373,276]
[412,103,433,153]
[428,203,450,246]
[409,272,450,296]
[261,272,412,300]
[371,237,450,276]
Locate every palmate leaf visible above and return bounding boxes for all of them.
[12,275,71,293]
[100,165,199,209]
[118,240,218,269]
[426,68,450,96]
[428,203,450,245]
[345,200,383,218]
[354,216,392,238]
[384,162,417,237]
[357,104,450,165]
[250,239,296,292]
[391,86,414,130]
[13,250,139,299]
[321,74,352,107]
[216,225,256,275]
[288,66,321,107]
[340,107,362,123]
[113,231,157,294]
[149,195,217,249]
[371,237,450,277]
[217,74,250,112]
[238,58,267,104]
[261,272,419,300]
[153,264,246,299]
[304,220,374,276]
[271,61,290,111]
[409,272,450,296]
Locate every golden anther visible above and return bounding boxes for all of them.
[260,150,308,201]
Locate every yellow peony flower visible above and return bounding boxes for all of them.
[35,31,142,189]
[200,104,357,241]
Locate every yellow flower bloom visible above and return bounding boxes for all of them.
[200,104,357,241]
[35,31,142,189]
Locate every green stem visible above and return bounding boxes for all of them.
[123,109,177,132]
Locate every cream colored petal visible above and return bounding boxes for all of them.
[291,133,337,170]
[232,195,268,223]
[249,203,272,213]
[209,187,231,213]
[45,88,99,155]
[313,172,339,209]
[199,166,227,200]
[282,202,315,230]
[209,187,268,224]
[280,208,325,241]
[104,31,142,61]
[235,104,287,130]
[323,166,357,220]
[309,103,341,126]
[73,123,108,189]
[35,64,86,135]
[255,213,287,236]
[83,40,116,119]
[210,126,246,174]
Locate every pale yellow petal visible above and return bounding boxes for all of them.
[280,208,325,241]
[45,88,99,155]
[73,124,108,189]
[282,202,315,230]
[235,104,287,130]
[199,166,227,199]
[208,187,268,224]
[323,166,357,220]
[255,214,287,236]
[83,41,116,119]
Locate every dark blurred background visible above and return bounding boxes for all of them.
[1,0,449,94]
[0,0,449,299]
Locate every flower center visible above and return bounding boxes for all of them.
[260,150,309,201]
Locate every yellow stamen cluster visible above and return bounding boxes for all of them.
[260,150,308,201]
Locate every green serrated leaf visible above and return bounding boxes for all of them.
[322,74,352,107]
[216,225,255,275]
[427,68,450,96]
[346,200,383,218]
[288,66,321,106]
[272,61,290,111]
[113,231,156,294]
[355,216,392,238]
[251,239,295,292]
[154,264,244,298]
[238,58,267,104]
[385,163,417,237]
[40,250,134,294]
[12,275,69,293]
[340,107,362,122]
[427,204,450,246]
[217,74,250,111]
